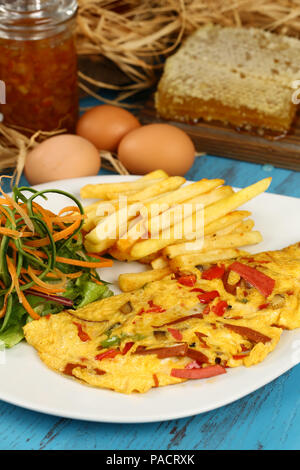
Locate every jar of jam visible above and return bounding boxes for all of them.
[0,0,78,133]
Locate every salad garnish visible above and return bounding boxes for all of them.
[0,183,113,348]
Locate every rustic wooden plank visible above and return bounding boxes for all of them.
[139,99,300,172]
[0,365,300,449]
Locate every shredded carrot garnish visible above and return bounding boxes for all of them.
[6,256,40,320]
[58,206,81,216]
[25,284,65,295]
[0,290,12,319]
[17,247,113,268]
[0,190,34,232]
[32,203,53,232]
[53,255,113,268]
[0,227,33,238]
[25,216,82,247]
[0,183,112,333]
[0,206,15,225]
[19,291,40,320]
[27,266,66,292]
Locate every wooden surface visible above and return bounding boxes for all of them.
[1,149,300,450]
[139,99,300,172]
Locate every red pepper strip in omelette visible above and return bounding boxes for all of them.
[222,269,240,295]
[212,300,228,317]
[195,331,208,338]
[198,290,220,304]
[122,342,134,355]
[153,374,159,387]
[224,324,271,344]
[232,354,249,360]
[135,344,188,359]
[152,313,203,328]
[195,331,209,348]
[167,328,183,341]
[146,307,167,313]
[202,265,225,280]
[95,349,121,361]
[142,300,166,314]
[171,365,226,379]
[258,303,270,310]
[63,363,87,376]
[228,261,275,297]
[177,274,197,287]
[72,322,91,342]
[186,348,208,363]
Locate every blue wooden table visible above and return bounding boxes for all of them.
[1,153,300,450]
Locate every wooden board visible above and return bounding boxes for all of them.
[139,99,300,171]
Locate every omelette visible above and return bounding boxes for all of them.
[24,242,300,394]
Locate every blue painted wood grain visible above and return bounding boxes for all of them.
[1,132,300,450]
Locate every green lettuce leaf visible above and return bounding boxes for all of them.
[0,324,25,348]
[75,274,113,309]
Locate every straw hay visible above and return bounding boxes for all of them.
[2,0,300,176]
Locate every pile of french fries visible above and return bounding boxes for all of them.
[80,170,271,292]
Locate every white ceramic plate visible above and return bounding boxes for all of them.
[1,175,300,423]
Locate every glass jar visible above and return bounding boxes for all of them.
[0,0,78,133]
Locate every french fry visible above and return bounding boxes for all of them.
[84,238,115,254]
[80,179,161,199]
[126,176,185,203]
[138,253,161,264]
[184,185,234,207]
[169,248,246,270]
[130,178,270,259]
[116,178,224,252]
[82,213,100,232]
[83,201,104,213]
[85,189,173,246]
[141,170,169,180]
[151,256,169,269]
[105,190,142,200]
[129,210,250,260]
[164,230,262,259]
[203,210,251,236]
[210,218,254,237]
[119,267,171,292]
[144,178,225,210]
[108,245,138,262]
[162,218,254,258]
[203,178,271,226]
[80,170,168,199]
[83,201,117,231]
[148,184,234,238]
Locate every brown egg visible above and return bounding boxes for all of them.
[24,134,101,185]
[76,105,141,151]
[117,123,196,175]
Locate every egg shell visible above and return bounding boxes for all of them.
[117,123,196,175]
[76,105,141,151]
[24,134,101,185]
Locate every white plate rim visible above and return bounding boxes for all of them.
[0,174,299,423]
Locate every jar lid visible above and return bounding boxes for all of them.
[0,1,78,39]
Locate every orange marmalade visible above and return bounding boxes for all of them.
[0,1,78,133]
